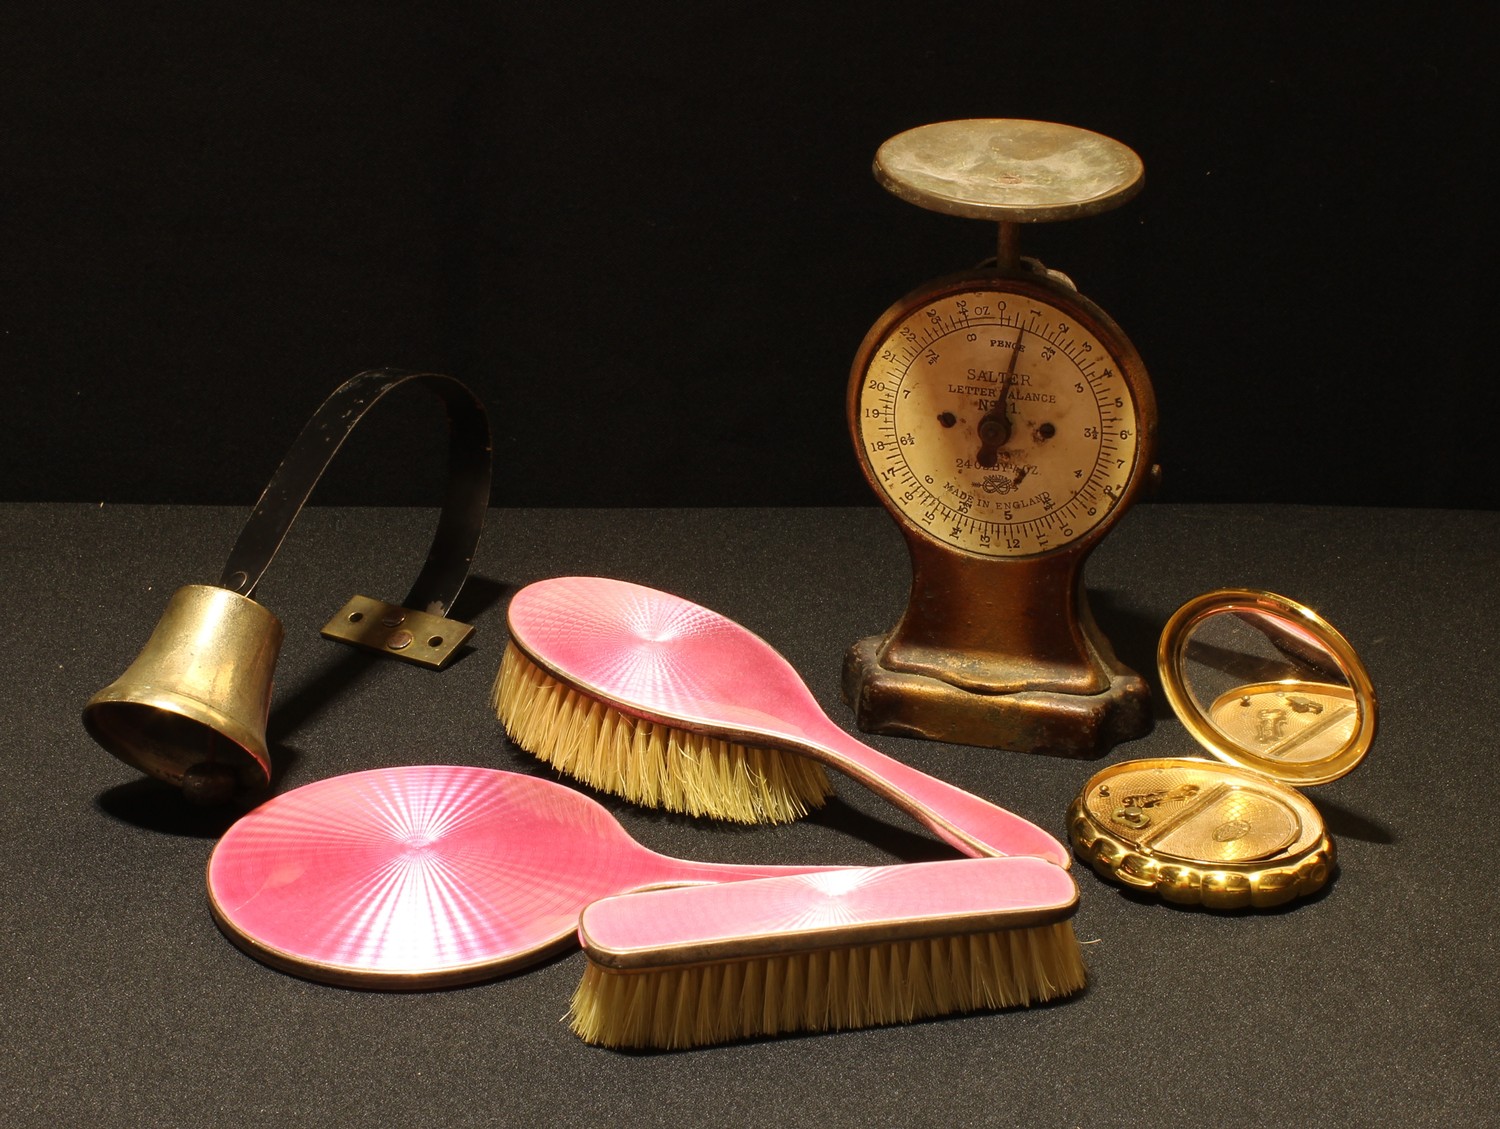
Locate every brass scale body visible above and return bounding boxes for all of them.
[843,121,1159,756]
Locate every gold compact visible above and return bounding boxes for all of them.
[1067,589,1377,909]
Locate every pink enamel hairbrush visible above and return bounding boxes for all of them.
[206,765,837,988]
[494,576,1068,866]
[569,856,1086,1049]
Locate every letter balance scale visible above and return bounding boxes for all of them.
[843,119,1160,757]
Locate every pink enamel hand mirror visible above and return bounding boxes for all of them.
[206,765,831,988]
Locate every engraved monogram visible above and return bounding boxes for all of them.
[1255,709,1288,743]
[1213,819,1252,843]
[1108,782,1203,830]
[1119,783,1200,810]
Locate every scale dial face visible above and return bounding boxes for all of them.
[853,278,1147,559]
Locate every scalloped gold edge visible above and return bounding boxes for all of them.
[1066,800,1335,910]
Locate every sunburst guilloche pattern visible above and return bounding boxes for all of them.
[507,576,832,738]
[579,858,1079,958]
[208,766,821,986]
[209,767,592,979]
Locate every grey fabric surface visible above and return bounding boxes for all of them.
[4,503,1494,1127]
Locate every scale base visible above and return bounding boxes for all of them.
[842,635,1151,757]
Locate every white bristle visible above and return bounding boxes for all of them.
[494,644,833,824]
[569,920,1086,1050]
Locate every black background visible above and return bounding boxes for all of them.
[4,3,1493,508]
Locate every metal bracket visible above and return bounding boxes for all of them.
[218,369,492,665]
[321,595,475,670]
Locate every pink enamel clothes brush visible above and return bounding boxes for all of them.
[569,856,1086,1049]
[494,576,1069,866]
[207,765,839,988]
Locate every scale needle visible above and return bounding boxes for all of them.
[976,329,1025,468]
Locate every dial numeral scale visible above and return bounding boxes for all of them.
[859,291,1139,558]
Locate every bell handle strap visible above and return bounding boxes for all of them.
[218,369,492,616]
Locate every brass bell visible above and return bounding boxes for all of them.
[83,585,283,806]
[81,369,493,805]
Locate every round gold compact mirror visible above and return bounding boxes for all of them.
[1067,589,1377,909]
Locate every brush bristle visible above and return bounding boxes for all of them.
[493,644,833,824]
[568,921,1086,1049]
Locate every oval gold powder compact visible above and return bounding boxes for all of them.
[1068,589,1377,909]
